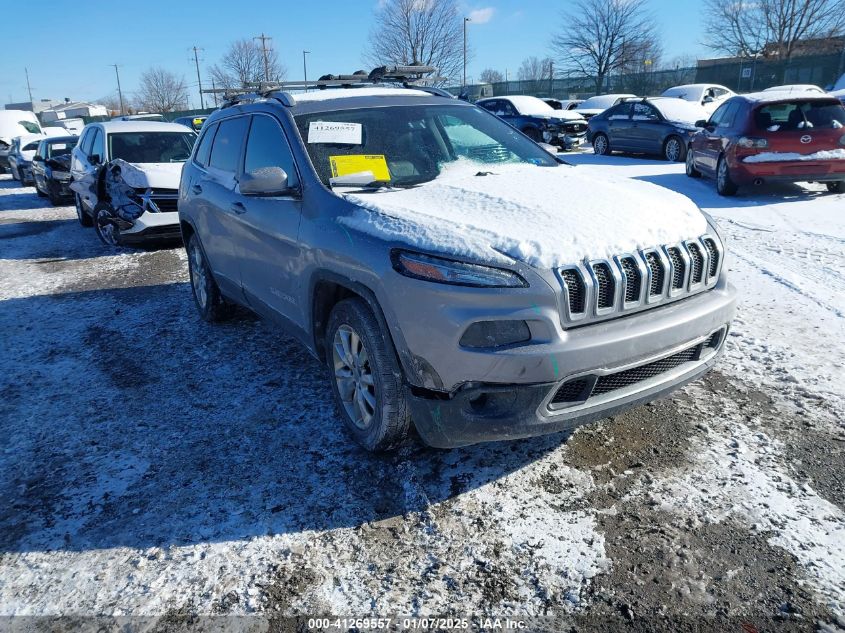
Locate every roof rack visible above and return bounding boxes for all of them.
[201,65,448,108]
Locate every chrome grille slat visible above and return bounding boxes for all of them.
[556,233,723,326]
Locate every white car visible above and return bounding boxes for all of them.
[69,121,196,246]
[0,110,42,174]
[574,94,637,119]
[763,84,825,94]
[661,84,734,115]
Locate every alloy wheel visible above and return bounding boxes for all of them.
[593,135,608,155]
[95,209,119,245]
[332,324,376,430]
[666,138,681,161]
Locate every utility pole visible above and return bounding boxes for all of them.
[192,46,205,109]
[211,77,218,107]
[463,17,471,89]
[24,68,33,103]
[303,50,310,91]
[255,33,272,83]
[112,64,125,115]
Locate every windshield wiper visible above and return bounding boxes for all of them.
[330,179,419,191]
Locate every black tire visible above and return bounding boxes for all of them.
[326,298,411,452]
[664,135,686,162]
[75,193,93,227]
[93,202,122,246]
[522,127,542,143]
[826,181,842,193]
[187,233,233,322]
[592,133,610,155]
[716,156,738,196]
[685,146,701,178]
[47,183,63,206]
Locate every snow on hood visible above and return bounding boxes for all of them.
[339,160,707,269]
[110,159,183,189]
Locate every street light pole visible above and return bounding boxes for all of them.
[303,50,310,91]
[463,17,471,89]
[112,64,125,115]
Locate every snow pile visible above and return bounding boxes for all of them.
[744,149,845,163]
[653,423,845,616]
[341,160,707,268]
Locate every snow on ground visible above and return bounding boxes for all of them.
[1,158,844,629]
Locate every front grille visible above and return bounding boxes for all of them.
[150,197,178,212]
[667,247,685,289]
[593,263,615,309]
[550,377,590,404]
[561,269,586,314]
[562,122,587,134]
[702,238,720,278]
[688,243,704,284]
[620,257,641,302]
[645,252,665,296]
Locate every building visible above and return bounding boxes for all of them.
[40,101,108,122]
[3,99,65,113]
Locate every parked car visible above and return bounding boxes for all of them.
[7,134,44,184]
[44,117,85,135]
[0,110,42,173]
[543,98,583,111]
[31,135,78,204]
[588,97,708,161]
[661,84,734,115]
[763,84,825,94]
[476,95,588,150]
[110,113,166,122]
[173,115,209,132]
[70,121,196,245]
[830,88,845,106]
[179,83,736,451]
[574,94,637,119]
[686,92,845,195]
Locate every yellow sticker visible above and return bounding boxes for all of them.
[329,154,391,181]
[192,118,204,125]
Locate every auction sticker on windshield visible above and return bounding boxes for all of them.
[308,121,362,145]
[329,154,391,181]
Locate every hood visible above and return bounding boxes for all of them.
[111,159,184,189]
[339,161,707,269]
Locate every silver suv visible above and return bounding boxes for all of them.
[179,85,737,451]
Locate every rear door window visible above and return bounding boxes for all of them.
[209,116,249,173]
[607,103,633,120]
[632,103,659,121]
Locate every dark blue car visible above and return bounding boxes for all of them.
[477,95,588,151]
[587,97,708,161]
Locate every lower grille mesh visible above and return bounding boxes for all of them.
[550,378,590,404]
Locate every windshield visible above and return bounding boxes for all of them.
[19,120,41,134]
[294,103,558,187]
[579,95,625,110]
[754,100,845,131]
[108,132,196,163]
[47,140,76,157]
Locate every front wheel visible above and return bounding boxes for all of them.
[93,202,121,246]
[187,233,233,322]
[826,181,842,193]
[522,127,542,143]
[685,146,701,178]
[716,156,738,196]
[327,298,411,452]
[35,183,47,197]
[664,135,686,162]
[592,133,610,155]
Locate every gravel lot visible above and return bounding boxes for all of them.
[1,158,843,631]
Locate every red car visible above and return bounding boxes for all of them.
[686,92,845,195]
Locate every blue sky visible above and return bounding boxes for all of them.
[2,0,705,107]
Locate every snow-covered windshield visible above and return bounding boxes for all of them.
[295,103,558,187]
[505,96,556,116]
[651,99,708,123]
[107,132,196,163]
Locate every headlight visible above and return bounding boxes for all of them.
[391,250,528,288]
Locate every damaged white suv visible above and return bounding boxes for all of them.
[70,121,196,245]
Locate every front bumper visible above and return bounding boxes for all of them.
[390,274,736,447]
[48,178,74,198]
[119,210,181,244]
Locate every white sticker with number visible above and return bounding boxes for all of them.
[308,121,362,145]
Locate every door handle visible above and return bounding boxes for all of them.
[230,201,247,215]
[191,184,202,195]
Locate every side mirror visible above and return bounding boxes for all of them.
[88,154,101,165]
[702,95,714,103]
[239,166,292,196]
[694,119,708,128]
[32,155,44,162]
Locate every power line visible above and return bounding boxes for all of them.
[111,64,125,115]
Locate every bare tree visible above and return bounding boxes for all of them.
[551,0,659,94]
[704,0,845,59]
[135,68,188,113]
[517,56,554,81]
[98,93,122,115]
[209,38,287,90]
[479,68,504,83]
[366,0,465,83]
